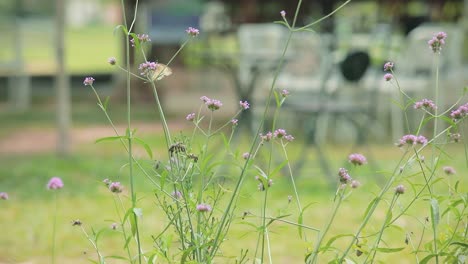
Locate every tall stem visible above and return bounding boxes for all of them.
[51,192,57,264]
[308,187,345,264]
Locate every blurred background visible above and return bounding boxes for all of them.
[0,0,467,263]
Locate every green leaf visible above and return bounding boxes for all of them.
[375,247,405,253]
[113,24,128,35]
[95,136,126,144]
[322,234,355,251]
[419,254,437,264]
[362,197,378,221]
[298,202,316,239]
[134,137,153,159]
[450,241,468,248]
[105,255,128,260]
[128,32,141,51]
[103,96,110,110]
[270,160,288,177]
[430,198,440,228]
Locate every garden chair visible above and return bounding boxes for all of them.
[377,23,464,137]
[249,29,378,183]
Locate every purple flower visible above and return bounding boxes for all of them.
[397,134,427,147]
[231,119,238,126]
[196,203,211,212]
[109,182,123,193]
[206,99,223,111]
[108,57,116,65]
[338,168,352,184]
[138,61,158,77]
[284,134,295,142]
[83,77,95,86]
[47,177,64,190]
[414,99,437,111]
[395,184,405,194]
[171,190,182,199]
[186,113,195,121]
[416,135,428,145]
[384,73,393,81]
[0,192,8,200]
[110,223,118,230]
[435,32,447,40]
[449,133,461,143]
[200,96,210,103]
[280,89,290,97]
[186,27,200,37]
[428,32,447,53]
[130,34,151,47]
[103,178,111,186]
[351,180,361,189]
[443,166,456,175]
[348,153,367,166]
[383,61,394,72]
[239,100,250,110]
[280,10,286,17]
[273,129,287,138]
[256,176,273,191]
[242,152,250,160]
[260,132,273,142]
[450,103,468,121]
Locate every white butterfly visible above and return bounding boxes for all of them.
[151,63,172,81]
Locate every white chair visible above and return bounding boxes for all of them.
[378,23,464,138]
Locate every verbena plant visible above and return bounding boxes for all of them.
[75,0,467,263]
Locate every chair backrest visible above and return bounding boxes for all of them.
[339,50,370,82]
[237,23,288,86]
[396,23,463,75]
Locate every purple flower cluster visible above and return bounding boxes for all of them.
[200,96,223,111]
[397,134,428,147]
[428,31,447,53]
[108,57,116,65]
[338,168,352,184]
[348,153,367,166]
[47,177,64,190]
[231,119,238,126]
[109,182,123,193]
[443,166,456,175]
[255,176,273,191]
[260,132,273,142]
[414,99,437,111]
[384,73,393,81]
[139,61,158,77]
[186,27,200,37]
[83,77,95,86]
[280,10,286,18]
[186,113,195,121]
[103,179,123,193]
[171,190,182,199]
[130,34,151,47]
[0,192,8,200]
[280,89,290,97]
[383,61,394,72]
[450,103,468,121]
[239,100,250,110]
[395,184,405,194]
[196,203,212,212]
[242,152,250,160]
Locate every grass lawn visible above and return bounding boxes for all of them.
[0,110,466,263]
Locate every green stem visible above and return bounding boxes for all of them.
[51,191,57,264]
[308,187,345,264]
[367,193,398,263]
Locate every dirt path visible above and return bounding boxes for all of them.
[0,121,189,155]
